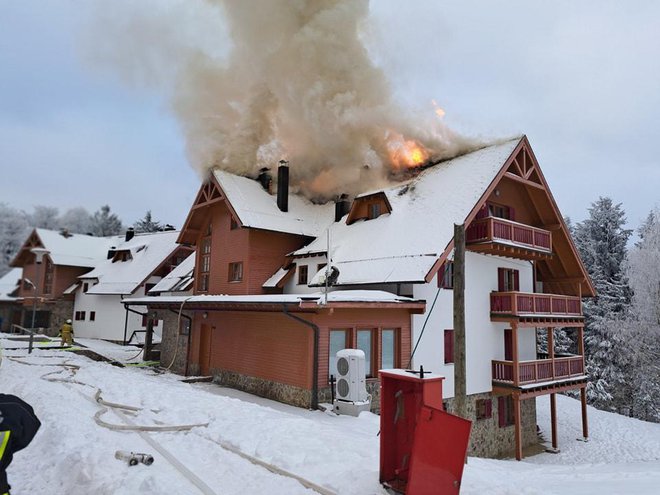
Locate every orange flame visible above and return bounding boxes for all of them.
[432,99,446,119]
[387,133,430,169]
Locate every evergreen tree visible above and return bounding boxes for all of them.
[573,197,633,410]
[133,210,163,233]
[0,203,30,276]
[90,205,123,237]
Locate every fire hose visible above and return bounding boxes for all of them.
[3,354,337,495]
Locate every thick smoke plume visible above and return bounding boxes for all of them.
[91,0,482,199]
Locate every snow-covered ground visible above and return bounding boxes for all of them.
[1,334,659,495]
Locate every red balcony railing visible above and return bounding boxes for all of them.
[466,217,552,253]
[491,292,582,317]
[492,356,585,386]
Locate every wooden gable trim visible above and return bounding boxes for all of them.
[177,173,244,245]
[10,229,43,267]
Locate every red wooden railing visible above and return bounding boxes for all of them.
[491,292,582,316]
[466,217,552,253]
[492,356,585,386]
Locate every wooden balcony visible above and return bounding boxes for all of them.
[466,217,552,259]
[492,355,585,387]
[490,291,583,326]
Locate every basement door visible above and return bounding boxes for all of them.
[199,324,212,376]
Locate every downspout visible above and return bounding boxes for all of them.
[282,304,319,410]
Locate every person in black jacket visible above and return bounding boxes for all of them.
[0,394,41,495]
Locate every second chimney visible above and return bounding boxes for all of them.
[335,194,350,222]
[277,160,289,212]
[125,227,135,242]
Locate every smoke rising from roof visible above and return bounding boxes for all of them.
[90,0,483,199]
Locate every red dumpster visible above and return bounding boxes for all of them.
[379,369,472,494]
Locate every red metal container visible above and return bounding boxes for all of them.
[379,369,472,494]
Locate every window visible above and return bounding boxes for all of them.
[229,262,243,282]
[444,329,454,364]
[43,258,53,295]
[438,261,454,289]
[368,203,381,219]
[198,227,212,292]
[476,399,493,420]
[489,202,513,220]
[381,329,396,369]
[298,265,308,285]
[83,283,89,293]
[498,268,520,292]
[230,216,239,230]
[89,311,96,322]
[74,311,79,321]
[498,396,515,427]
[328,329,348,379]
[80,311,86,321]
[113,251,132,262]
[357,329,374,377]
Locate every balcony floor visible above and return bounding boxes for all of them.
[467,241,553,260]
[493,375,587,399]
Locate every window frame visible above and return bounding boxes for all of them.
[328,329,349,380]
[498,267,520,292]
[498,396,515,427]
[476,398,493,420]
[228,261,243,282]
[438,261,454,289]
[197,225,212,293]
[368,203,381,220]
[89,311,96,322]
[357,328,376,378]
[381,328,398,370]
[298,265,309,285]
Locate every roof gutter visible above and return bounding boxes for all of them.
[282,304,319,410]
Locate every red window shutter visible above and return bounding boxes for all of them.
[444,329,454,364]
[486,399,493,418]
[513,270,520,291]
[476,204,488,219]
[498,268,506,292]
[504,328,513,361]
[498,396,507,427]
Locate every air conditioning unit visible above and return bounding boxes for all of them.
[333,349,371,416]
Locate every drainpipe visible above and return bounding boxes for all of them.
[282,304,319,410]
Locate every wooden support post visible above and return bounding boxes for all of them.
[580,387,589,440]
[513,394,523,461]
[550,393,558,450]
[548,327,555,379]
[512,322,519,386]
[145,315,154,361]
[453,223,467,420]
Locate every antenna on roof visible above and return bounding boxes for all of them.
[324,228,330,306]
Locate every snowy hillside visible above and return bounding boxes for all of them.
[1,334,659,495]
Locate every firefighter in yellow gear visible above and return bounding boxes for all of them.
[60,319,74,347]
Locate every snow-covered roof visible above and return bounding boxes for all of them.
[34,229,118,268]
[294,138,522,285]
[149,252,196,294]
[81,231,181,295]
[214,170,334,237]
[262,266,293,289]
[125,290,423,307]
[0,267,22,302]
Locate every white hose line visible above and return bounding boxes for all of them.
[112,407,219,495]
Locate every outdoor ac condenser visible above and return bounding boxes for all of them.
[333,349,371,416]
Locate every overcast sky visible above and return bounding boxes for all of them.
[1,1,658,230]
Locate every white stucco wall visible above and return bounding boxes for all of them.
[412,251,536,399]
[284,256,329,294]
[73,278,162,342]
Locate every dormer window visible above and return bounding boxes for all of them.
[368,203,381,219]
[298,265,308,285]
[112,251,132,263]
[346,192,392,224]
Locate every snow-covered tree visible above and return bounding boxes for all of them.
[29,205,60,230]
[60,207,94,235]
[133,210,162,233]
[574,197,633,410]
[625,208,660,421]
[0,203,30,276]
[90,205,123,237]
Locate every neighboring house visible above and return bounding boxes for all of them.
[11,229,116,336]
[127,135,594,460]
[147,252,196,373]
[0,268,22,332]
[73,229,192,344]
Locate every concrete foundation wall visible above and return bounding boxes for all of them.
[445,392,537,459]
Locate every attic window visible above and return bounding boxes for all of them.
[113,251,132,263]
[368,203,381,219]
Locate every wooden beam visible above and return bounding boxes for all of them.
[453,223,468,420]
[580,387,589,440]
[512,322,519,386]
[513,394,523,461]
[550,393,558,450]
[504,172,546,190]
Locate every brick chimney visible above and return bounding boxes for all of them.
[334,194,350,222]
[125,227,135,242]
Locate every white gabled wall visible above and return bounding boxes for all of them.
[283,255,329,294]
[73,277,163,342]
[412,251,535,399]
